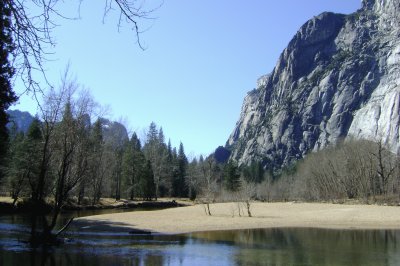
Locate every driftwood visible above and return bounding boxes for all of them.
[56,217,74,236]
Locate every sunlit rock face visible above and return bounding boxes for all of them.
[227,0,400,169]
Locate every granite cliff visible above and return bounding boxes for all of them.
[227,0,400,169]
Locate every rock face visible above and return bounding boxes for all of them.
[100,118,129,149]
[7,110,35,133]
[227,0,400,169]
[6,110,129,149]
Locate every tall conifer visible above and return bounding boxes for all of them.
[0,3,17,180]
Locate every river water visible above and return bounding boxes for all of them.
[1,209,400,266]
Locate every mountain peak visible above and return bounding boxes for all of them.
[362,0,400,16]
[227,1,400,169]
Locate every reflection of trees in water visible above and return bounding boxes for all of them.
[232,228,400,265]
[1,228,399,265]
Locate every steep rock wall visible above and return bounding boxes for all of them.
[227,0,400,169]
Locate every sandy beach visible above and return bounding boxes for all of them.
[75,202,400,234]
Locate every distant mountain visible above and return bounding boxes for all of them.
[7,110,129,147]
[227,0,400,170]
[6,110,35,133]
[99,118,129,149]
[213,146,231,164]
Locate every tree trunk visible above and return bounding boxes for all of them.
[206,203,211,216]
[246,201,252,217]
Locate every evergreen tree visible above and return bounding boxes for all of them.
[242,161,265,183]
[122,132,146,200]
[158,127,165,145]
[224,161,241,191]
[76,115,91,205]
[122,137,135,199]
[6,131,26,205]
[143,122,167,199]
[0,3,17,181]
[140,160,155,200]
[146,122,158,145]
[24,118,45,200]
[164,139,174,195]
[172,142,188,197]
[7,118,44,204]
[51,101,83,214]
[88,119,106,204]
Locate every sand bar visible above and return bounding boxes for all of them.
[75,202,400,234]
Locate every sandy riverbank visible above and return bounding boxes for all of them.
[75,202,400,234]
[0,196,191,213]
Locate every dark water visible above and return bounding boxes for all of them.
[1,210,400,266]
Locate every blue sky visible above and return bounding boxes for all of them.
[12,0,361,157]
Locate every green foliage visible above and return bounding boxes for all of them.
[139,160,156,200]
[224,161,241,191]
[143,122,169,198]
[0,3,17,181]
[122,133,146,200]
[172,142,188,197]
[6,119,43,203]
[91,119,104,149]
[242,161,265,183]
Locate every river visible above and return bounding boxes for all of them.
[1,209,400,265]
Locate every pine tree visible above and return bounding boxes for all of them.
[7,131,26,205]
[224,161,241,192]
[172,142,188,197]
[143,122,167,199]
[122,132,146,200]
[0,3,17,181]
[89,119,105,204]
[7,118,44,203]
[164,139,174,195]
[243,161,265,183]
[24,118,45,200]
[140,160,155,200]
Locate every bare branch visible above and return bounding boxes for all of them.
[6,0,160,99]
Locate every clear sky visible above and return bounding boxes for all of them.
[12,0,361,157]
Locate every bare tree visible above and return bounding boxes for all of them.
[186,158,200,200]
[237,178,257,217]
[372,140,396,200]
[27,68,100,245]
[198,157,220,216]
[256,175,273,202]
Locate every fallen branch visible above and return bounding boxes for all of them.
[56,217,74,236]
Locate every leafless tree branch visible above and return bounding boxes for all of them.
[6,0,161,99]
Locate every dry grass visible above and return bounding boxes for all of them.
[77,202,400,234]
[0,196,14,204]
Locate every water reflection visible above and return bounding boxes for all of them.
[189,228,400,266]
[1,213,400,266]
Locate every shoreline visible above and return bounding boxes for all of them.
[0,197,190,214]
[75,202,400,234]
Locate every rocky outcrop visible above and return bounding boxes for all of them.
[6,110,129,149]
[99,118,129,149]
[7,110,35,133]
[227,0,400,170]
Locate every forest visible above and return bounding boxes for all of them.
[2,73,400,215]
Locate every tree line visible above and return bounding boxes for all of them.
[2,73,400,241]
[247,139,400,205]
[1,73,269,213]
[4,80,400,210]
